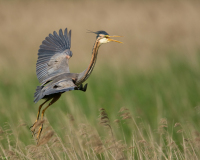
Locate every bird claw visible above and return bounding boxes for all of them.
[36,126,43,143]
[30,123,36,136]
[30,121,37,130]
[30,122,43,144]
[83,83,88,92]
[75,83,88,92]
[79,84,83,90]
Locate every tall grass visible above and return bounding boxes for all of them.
[0,0,200,159]
[1,55,200,159]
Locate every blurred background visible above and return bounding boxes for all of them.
[0,0,200,157]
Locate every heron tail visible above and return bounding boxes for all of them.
[34,86,43,103]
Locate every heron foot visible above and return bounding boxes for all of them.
[30,119,45,141]
[30,122,44,144]
[76,83,88,92]
[30,121,37,137]
[79,84,83,90]
[36,125,43,143]
[83,83,88,92]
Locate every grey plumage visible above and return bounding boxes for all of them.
[36,28,72,84]
[34,28,77,103]
[34,77,77,103]
[31,27,122,143]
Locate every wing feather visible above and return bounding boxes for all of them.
[36,28,73,84]
[49,34,63,48]
[45,79,76,96]
[53,31,65,47]
[34,78,77,103]
[59,29,67,47]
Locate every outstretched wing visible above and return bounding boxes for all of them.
[36,28,73,84]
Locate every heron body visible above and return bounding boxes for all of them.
[31,28,122,142]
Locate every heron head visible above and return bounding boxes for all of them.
[88,30,122,44]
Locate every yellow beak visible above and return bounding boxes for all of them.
[107,35,123,43]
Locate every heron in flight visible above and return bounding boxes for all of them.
[31,28,122,142]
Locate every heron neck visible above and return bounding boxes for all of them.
[76,38,101,85]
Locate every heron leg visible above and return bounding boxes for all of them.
[36,94,61,142]
[30,98,51,135]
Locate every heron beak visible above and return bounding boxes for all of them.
[107,35,123,43]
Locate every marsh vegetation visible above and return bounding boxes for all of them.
[0,0,200,159]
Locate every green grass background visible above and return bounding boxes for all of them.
[0,0,200,159]
[1,53,200,147]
